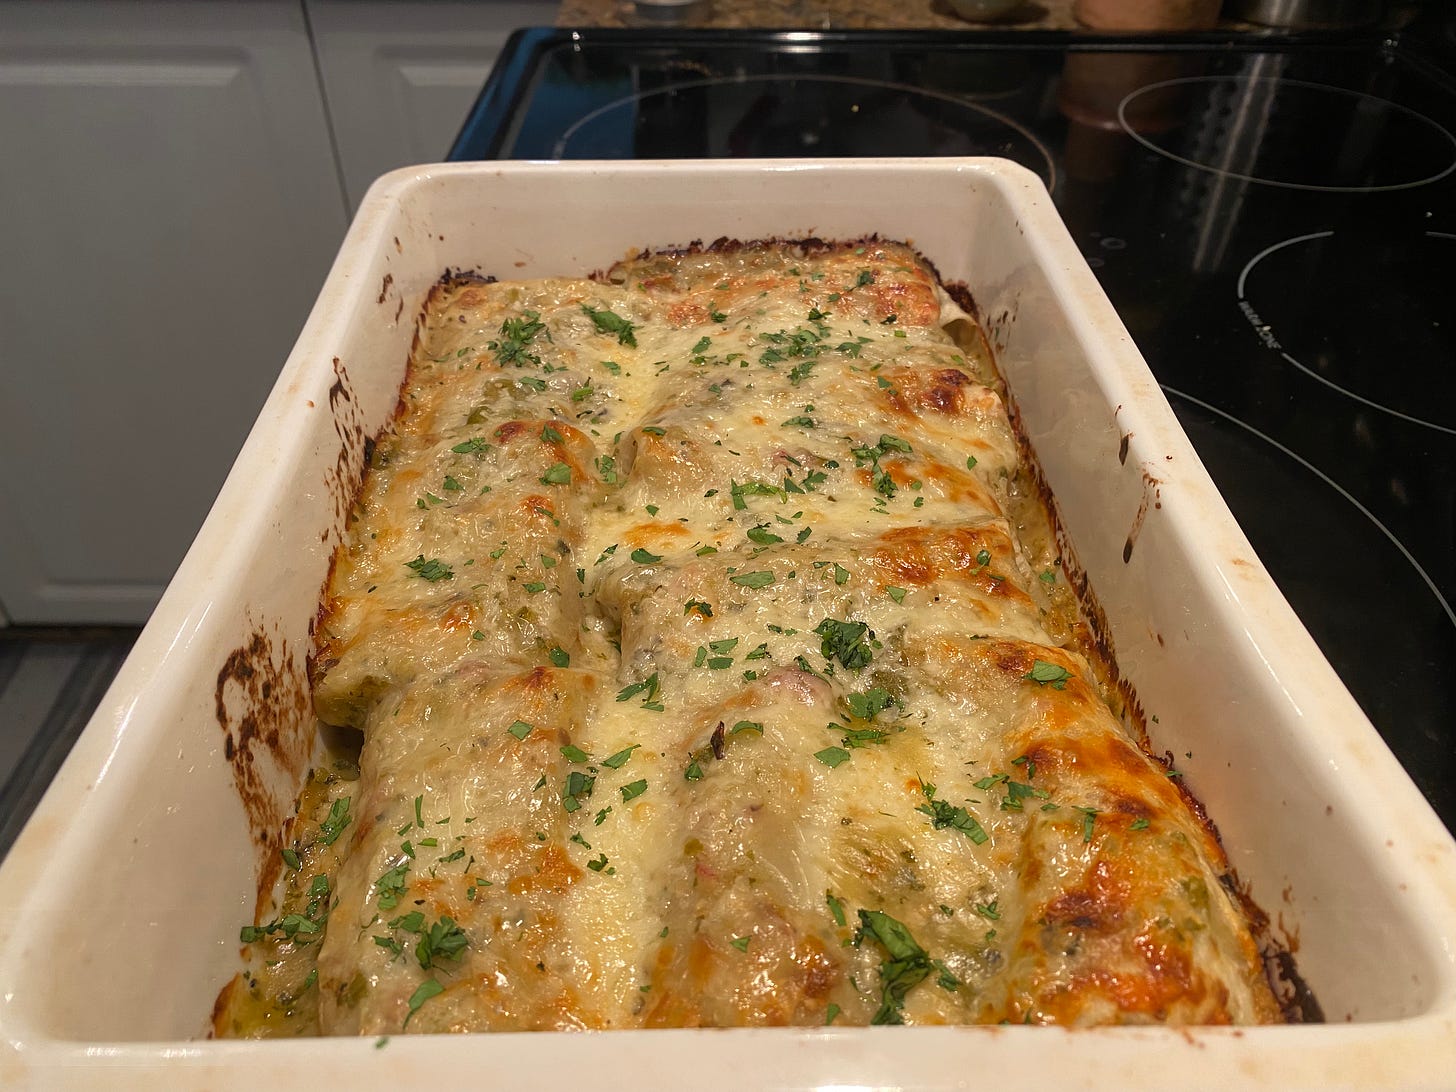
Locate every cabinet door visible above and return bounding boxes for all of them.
[307,0,556,211]
[0,0,349,624]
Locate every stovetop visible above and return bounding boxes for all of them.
[451,25,1456,829]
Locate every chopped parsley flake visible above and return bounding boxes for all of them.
[620,779,648,802]
[318,797,352,846]
[601,745,640,769]
[415,916,468,970]
[814,746,851,768]
[488,310,548,368]
[916,782,989,845]
[582,304,637,347]
[404,978,444,1027]
[846,687,894,720]
[730,570,775,589]
[1024,660,1074,689]
[855,909,933,1025]
[814,618,874,670]
[616,672,664,710]
[562,770,596,812]
[826,892,847,927]
[508,720,533,740]
[405,555,453,582]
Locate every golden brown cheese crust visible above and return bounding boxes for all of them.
[222,239,1281,1036]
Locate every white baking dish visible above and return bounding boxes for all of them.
[2,159,1454,1088]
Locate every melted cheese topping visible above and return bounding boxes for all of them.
[221,240,1280,1037]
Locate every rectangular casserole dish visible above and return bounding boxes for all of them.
[1,158,1454,1088]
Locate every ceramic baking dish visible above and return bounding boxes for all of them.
[2,159,1454,1088]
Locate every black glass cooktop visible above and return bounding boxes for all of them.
[451,25,1456,829]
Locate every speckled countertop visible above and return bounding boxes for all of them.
[555,0,1081,31]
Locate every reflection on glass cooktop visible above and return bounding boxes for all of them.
[453,28,1456,829]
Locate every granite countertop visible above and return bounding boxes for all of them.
[556,0,1082,31]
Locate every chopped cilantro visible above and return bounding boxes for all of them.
[855,910,932,1025]
[415,916,468,970]
[318,797,352,846]
[813,618,874,670]
[403,979,443,1027]
[815,746,851,768]
[826,892,847,927]
[561,770,596,812]
[846,687,894,720]
[405,555,453,582]
[1024,660,1074,689]
[582,304,637,347]
[601,745,640,769]
[730,570,776,589]
[916,782,989,845]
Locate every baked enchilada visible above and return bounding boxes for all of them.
[215,239,1284,1036]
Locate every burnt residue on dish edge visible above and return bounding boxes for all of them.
[215,625,314,897]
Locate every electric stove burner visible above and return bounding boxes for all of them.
[1120,76,1456,192]
[553,74,1057,186]
[1237,229,1456,434]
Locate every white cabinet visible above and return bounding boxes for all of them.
[307,0,556,212]
[0,0,546,624]
[0,0,349,623]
